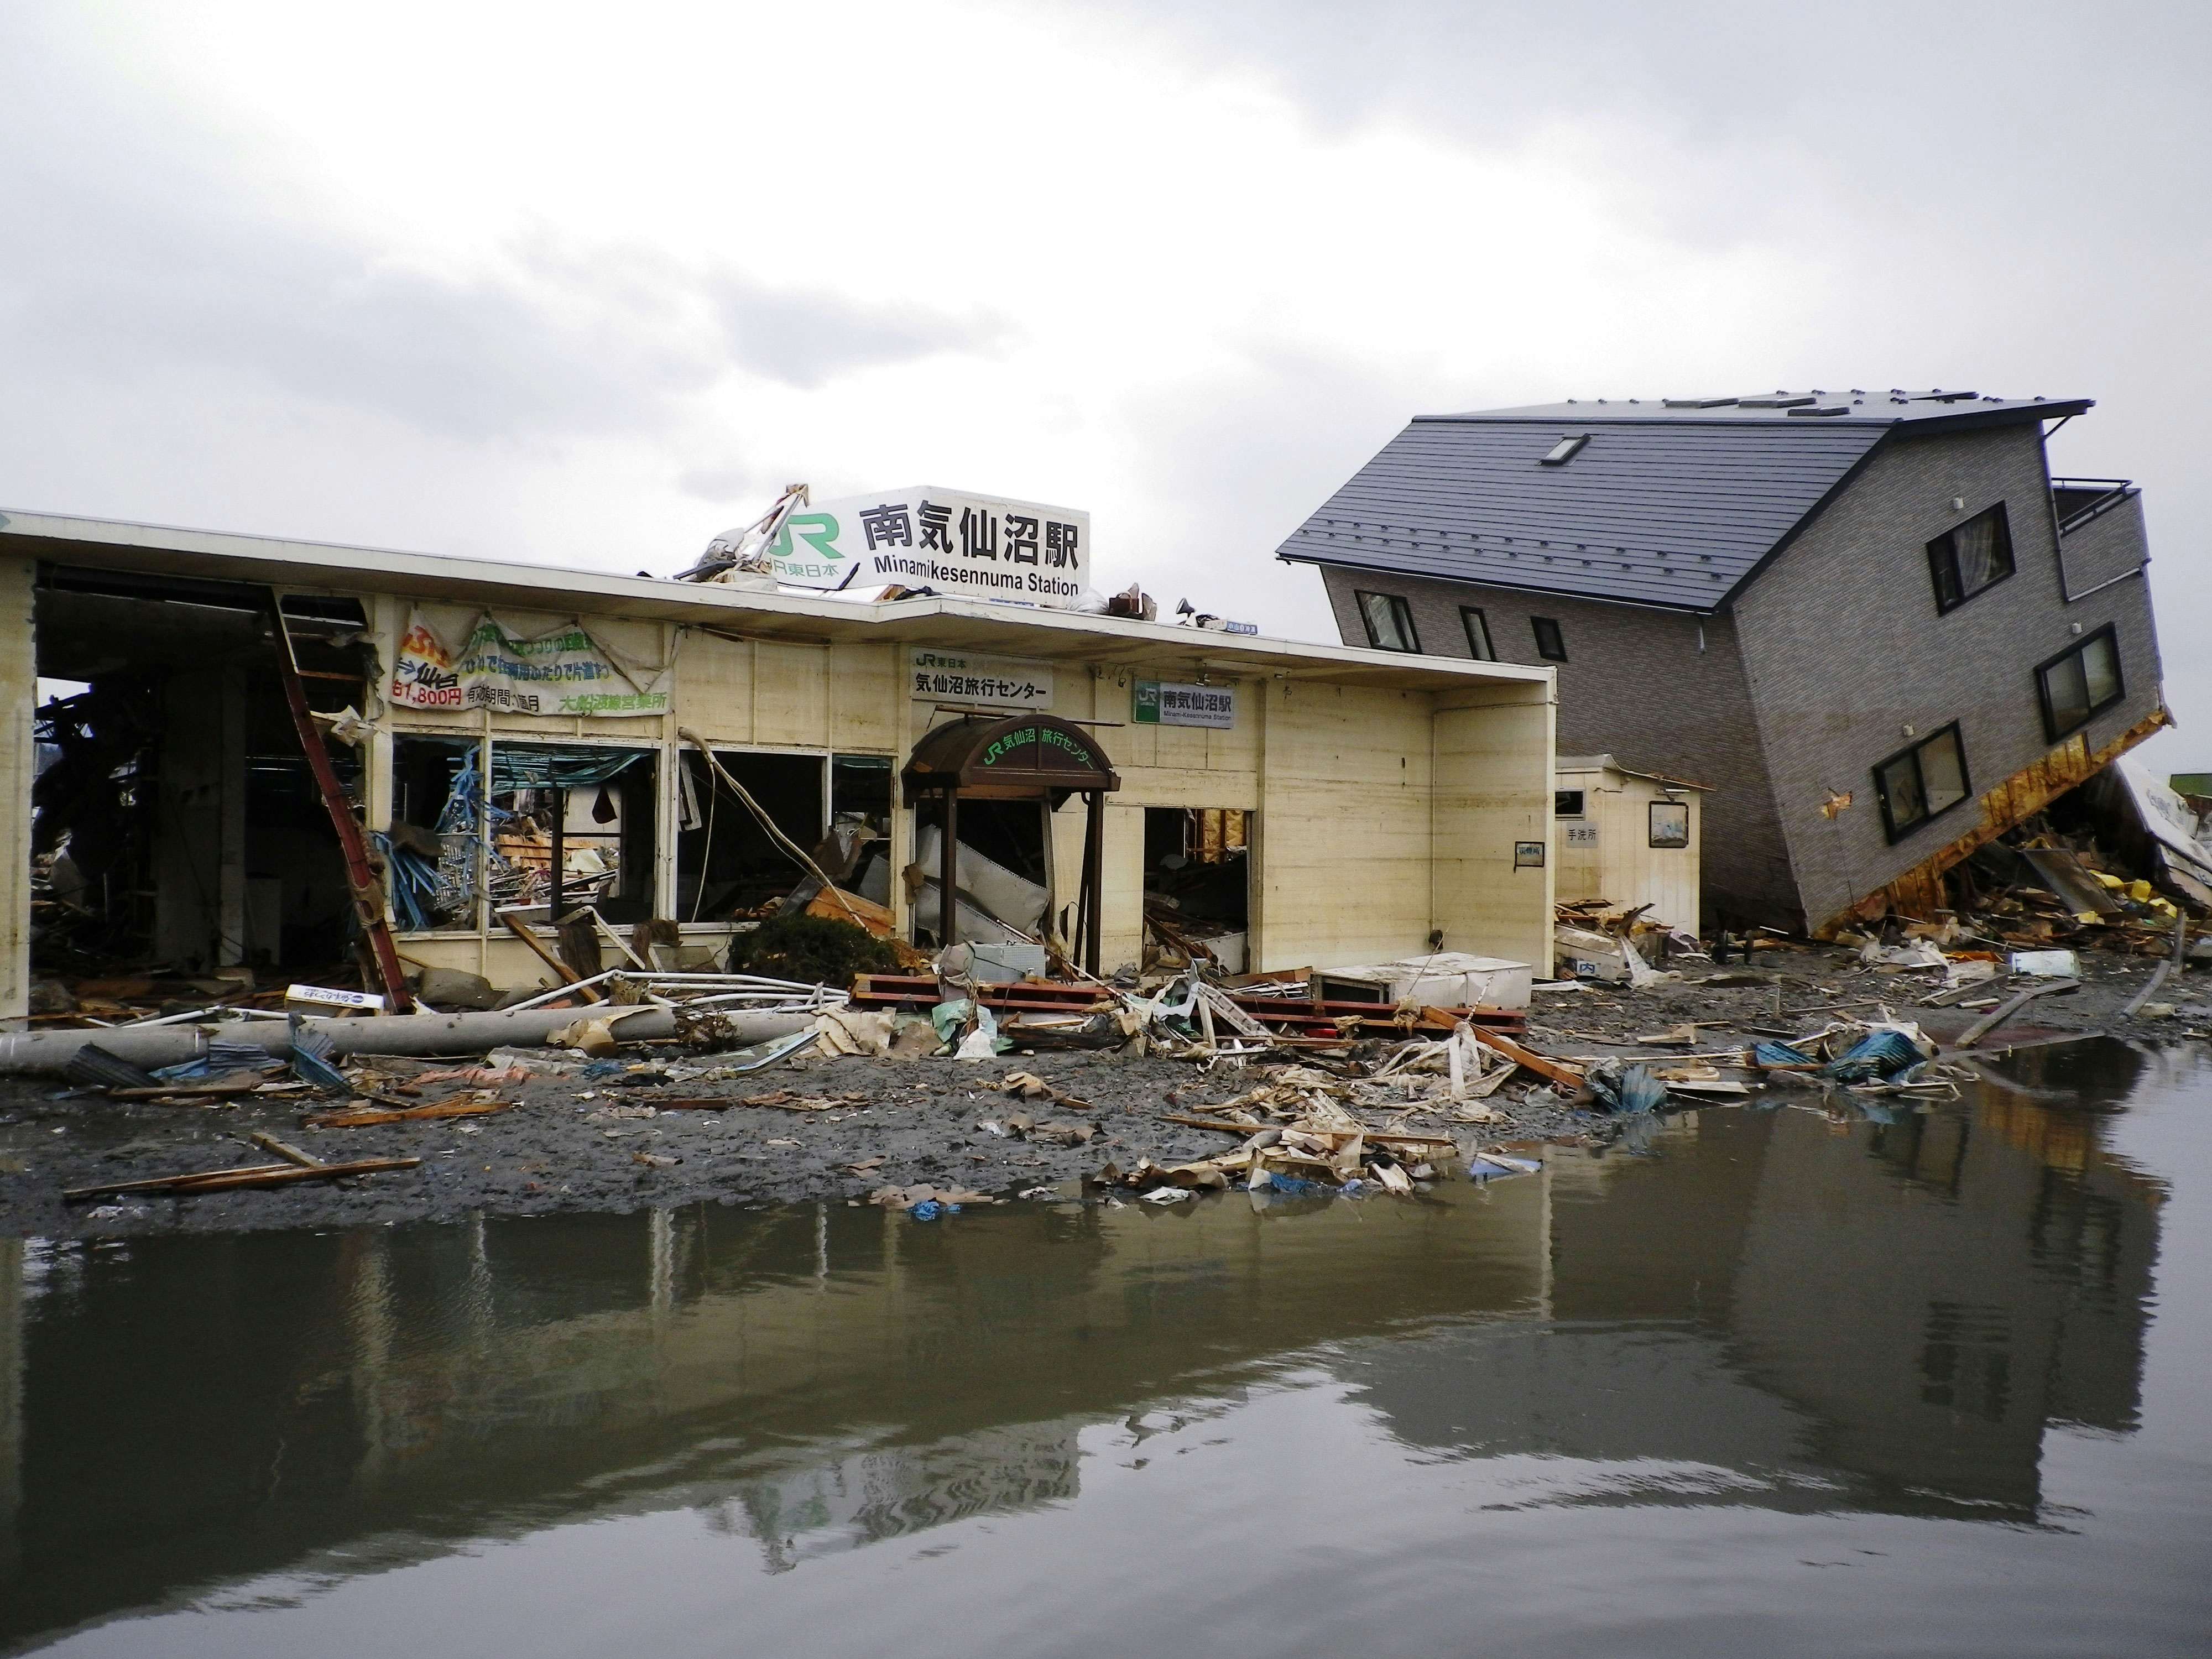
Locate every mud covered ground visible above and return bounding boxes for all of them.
[2,943,2201,1239]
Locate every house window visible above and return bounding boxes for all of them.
[1554,789,1585,818]
[1873,723,1971,842]
[1357,591,1420,652]
[1649,800,1690,848]
[1531,617,1567,661]
[1460,607,1494,660]
[2036,626,2124,740]
[1927,504,2015,612]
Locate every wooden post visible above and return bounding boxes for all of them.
[940,789,959,950]
[548,785,566,919]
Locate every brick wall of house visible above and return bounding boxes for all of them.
[1732,422,2165,930]
[1318,566,1799,924]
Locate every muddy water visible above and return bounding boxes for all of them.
[3,1039,2208,1657]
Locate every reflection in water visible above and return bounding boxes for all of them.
[0,1042,2188,1652]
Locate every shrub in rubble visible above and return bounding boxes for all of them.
[725,912,901,987]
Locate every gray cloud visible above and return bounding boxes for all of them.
[0,10,1006,445]
[711,275,1007,389]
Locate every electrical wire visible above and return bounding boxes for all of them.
[677,729,870,930]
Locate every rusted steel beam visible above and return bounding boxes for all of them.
[1816,706,2171,938]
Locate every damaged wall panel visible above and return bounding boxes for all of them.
[1817,706,2171,935]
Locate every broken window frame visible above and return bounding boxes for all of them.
[486,739,661,925]
[1460,606,1495,660]
[1531,617,1568,661]
[1648,799,1691,848]
[385,734,491,936]
[1872,722,1972,843]
[1355,591,1420,653]
[2034,624,2125,742]
[1926,503,2016,614]
[674,745,831,924]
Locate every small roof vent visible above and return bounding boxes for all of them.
[1540,434,1590,466]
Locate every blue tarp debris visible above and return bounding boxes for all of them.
[1584,1058,1668,1113]
[1823,1029,1924,1084]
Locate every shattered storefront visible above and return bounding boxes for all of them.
[0,513,1558,1015]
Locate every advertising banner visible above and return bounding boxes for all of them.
[392,611,674,718]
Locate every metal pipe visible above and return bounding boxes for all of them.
[0,1004,819,1076]
[941,789,959,949]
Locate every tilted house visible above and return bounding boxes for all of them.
[1279,390,2167,933]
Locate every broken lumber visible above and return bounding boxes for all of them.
[1955,979,2075,1049]
[64,1155,421,1201]
[306,1097,512,1128]
[249,1131,325,1168]
[1163,1113,1458,1150]
[1463,1026,1585,1088]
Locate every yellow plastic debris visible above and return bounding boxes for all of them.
[2127,879,2153,901]
[2093,872,2125,890]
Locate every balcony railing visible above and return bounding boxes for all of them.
[2051,477,2137,534]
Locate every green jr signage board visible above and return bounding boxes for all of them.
[1133,679,1235,729]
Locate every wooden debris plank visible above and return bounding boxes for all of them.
[109,1077,265,1100]
[1164,1113,1458,1149]
[1955,979,2076,1049]
[1463,1026,1585,1088]
[250,1132,326,1168]
[306,1098,512,1128]
[64,1155,420,1201]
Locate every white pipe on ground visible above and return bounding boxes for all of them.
[0,1004,818,1076]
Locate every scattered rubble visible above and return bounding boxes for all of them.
[8,795,2209,1239]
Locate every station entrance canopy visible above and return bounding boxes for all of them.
[903,714,1120,973]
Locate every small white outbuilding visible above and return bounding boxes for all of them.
[1553,755,1708,933]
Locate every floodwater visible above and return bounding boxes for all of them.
[3,1042,2209,1657]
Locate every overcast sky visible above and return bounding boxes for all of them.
[3,1,2206,765]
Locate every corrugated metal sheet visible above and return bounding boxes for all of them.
[1277,418,1886,611]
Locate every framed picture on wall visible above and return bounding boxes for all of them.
[1650,800,1690,848]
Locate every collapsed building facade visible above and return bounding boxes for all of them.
[1277,390,2167,935]
[0,510,1558,1019]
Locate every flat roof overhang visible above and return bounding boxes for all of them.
[1,508,1552,695]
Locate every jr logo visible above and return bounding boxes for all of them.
[768,513,844,563]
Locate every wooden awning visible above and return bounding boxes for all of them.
[901,714,1120,804]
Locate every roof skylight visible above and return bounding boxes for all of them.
[1540,434,1590,466]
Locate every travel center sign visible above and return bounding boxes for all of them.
[761,487,1089,607]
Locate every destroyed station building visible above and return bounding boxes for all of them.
[0,509,1558,1021]
[1279,390,2166,934]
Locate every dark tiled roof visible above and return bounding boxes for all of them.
[1278,392,2091,613]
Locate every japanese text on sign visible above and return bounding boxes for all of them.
[391,609,673,718]
[1132,679,1235,729]
[907,648,1056,711]
[761,488,1089,607]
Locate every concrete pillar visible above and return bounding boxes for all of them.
[0,558,33,1022]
